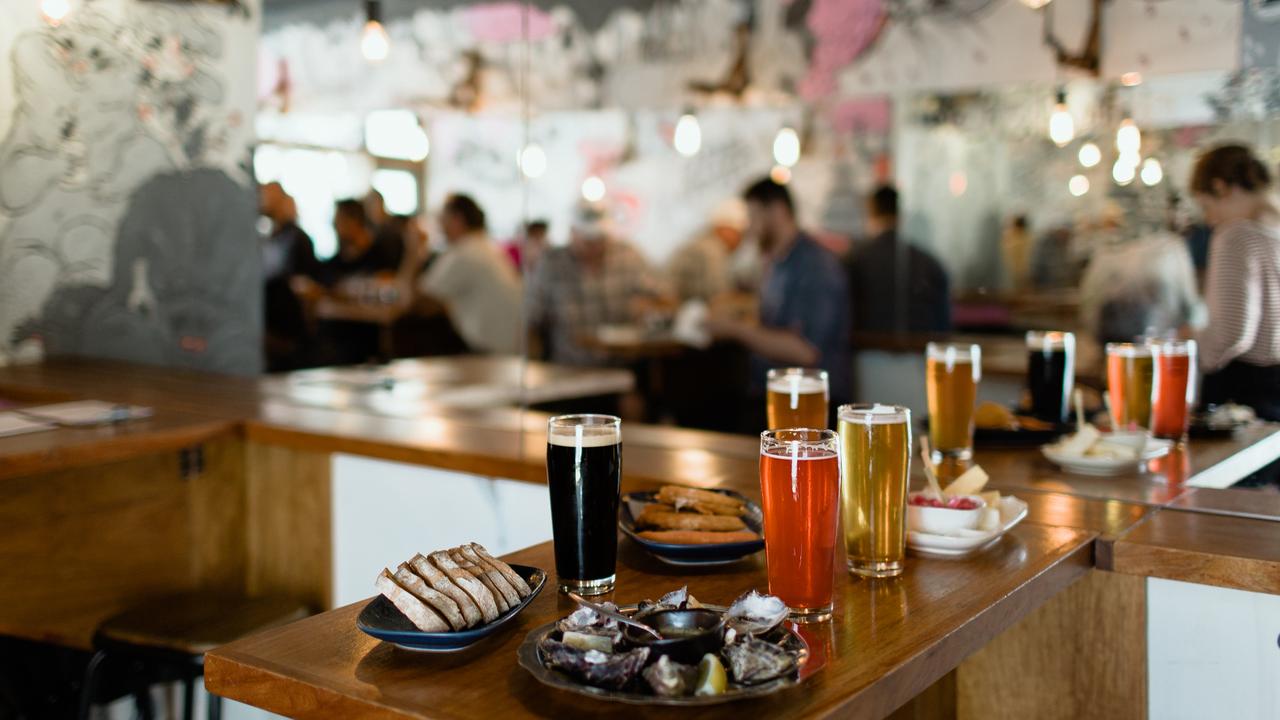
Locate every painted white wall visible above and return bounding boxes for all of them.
[331,453,553,608]
[1148,577,1280,720]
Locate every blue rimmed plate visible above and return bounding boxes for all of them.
[357,564,546,652]
[619,490,765,566]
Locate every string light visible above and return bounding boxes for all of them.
[581,176,606,202]
[1141,158,1163,186]
[1116,116,1141,155]
[518,144,546,179]
[40,0,69,25]
[673,113,701,157]
[773,127,801,168]
[770,165,791,184]
[1019,0,1053,8]
[1112,156,1136,186]
[1069,175,1089,197]
[1048,89,1074,147]
[1120,72,1143,87]
[361,0,390,63]
[1078,142,1101,168]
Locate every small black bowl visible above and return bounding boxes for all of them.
[622,609,725,665]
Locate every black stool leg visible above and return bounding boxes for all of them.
[76,650,107,720]
[182,678,194,720]
[133,684,155,720]
[208,692,223,720]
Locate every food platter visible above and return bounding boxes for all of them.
[619,489,765,566]
[1042,432,1172,476]
[358,563,546,652]
[907,495,1029,558]
[516,592,810,706]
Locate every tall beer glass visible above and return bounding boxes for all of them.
[1106,343,1153,431]
[759,429,839,622]
[1151,340,1197,441]
[1026,331,1075,424]
[766,368,830,430]
[546,414,621,595]
[926,343,981,463]
[839,404,912,579]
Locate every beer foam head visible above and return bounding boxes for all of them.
[767,373,827,395]
[1106,342,1152,358]
[1026,330,1074,351]
[547,414,621,447]
[839,403,910,425]
[926,343,979,363]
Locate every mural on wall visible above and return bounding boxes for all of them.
[0,0,260,373]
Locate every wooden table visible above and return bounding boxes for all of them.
[205,529,1094,720]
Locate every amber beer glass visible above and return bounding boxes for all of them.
[839,404,912,578]
[926,343,981,463]
[766,368,830,430]
[1106,343,1154,431]
[759,429,840,622]
[1151,340,1197,441]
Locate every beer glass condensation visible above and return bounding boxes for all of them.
[759,429,840,622]
[1026,331,1075,424]
[926,343,981,463]
[1151,340,1197,441]
[1106,343,1154,431]
[766,368,830,430]
[839,404,912,579]
[546,414,622,595]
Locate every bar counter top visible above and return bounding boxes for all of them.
[205,528,1094,720]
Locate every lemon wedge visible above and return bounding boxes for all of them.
[695,653,727,696]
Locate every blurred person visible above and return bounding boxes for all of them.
[1190,144,1280,420]
[316,199,404,286]
[505,219,549,272]
[1002,214,1033,291]
[417,194,523,354]
[1078,231,1204,345]
[706,178,851,410]
[847,185,950,334]
[666,198,748,303]
[525,201,672,365]
[259,181,319,370]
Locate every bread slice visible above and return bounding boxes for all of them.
[409,553,482,628]
[450,549,511,613]
[394,563,466,631]
[429,551,499,623]
[375,569,449,632]
[455,545,521,606]
[469,543,532,597]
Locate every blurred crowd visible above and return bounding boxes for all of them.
[259,141,1280,427]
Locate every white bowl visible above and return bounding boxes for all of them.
[906,494,986,535]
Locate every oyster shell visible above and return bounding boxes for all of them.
[720,638,799,686]
[724,590,788,637]
[557,603,620,632]
[642,655,696,697]
[635,586,702,620]
[539,638,649,690]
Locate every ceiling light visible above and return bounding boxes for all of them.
[581,176,606,202]
[361,0,390,63]
[1048,89,1074,147]
[773,127,801,168]
[673,114,701,157]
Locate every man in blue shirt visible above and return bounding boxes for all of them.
[707,178,851,417]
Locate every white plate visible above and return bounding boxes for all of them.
[1042,435,1172,476]
[907,496,1029,558]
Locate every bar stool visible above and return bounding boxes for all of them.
[77,593,309,720]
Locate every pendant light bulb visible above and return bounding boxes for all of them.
[673,113,702,157]
[361,0,390,63]
[1048,89,1074,147]
[1116,117,1141,155]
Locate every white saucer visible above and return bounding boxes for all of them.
[1042,435,1172,476]
[907,496,1029,558]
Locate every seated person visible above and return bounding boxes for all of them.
[315,198,404,287]
[526,201,672,365]
[666,198,747,303]
[417,194,523,354]
[847,185,950,334]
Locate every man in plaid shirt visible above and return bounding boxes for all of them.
[525,202,672,366]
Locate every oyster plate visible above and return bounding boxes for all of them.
[516,602,810,706]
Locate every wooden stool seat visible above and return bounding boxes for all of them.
[96,593,309,658]
[79,593,309,720]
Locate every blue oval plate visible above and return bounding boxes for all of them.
[619,490,765,566]
[356,563,546,652]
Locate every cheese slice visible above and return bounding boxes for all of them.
[980,490,1002,509]
[943,465,990,497]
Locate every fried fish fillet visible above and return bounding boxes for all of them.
[656,486,745,516]
[637,529,760,544]
[636,505,747,532]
